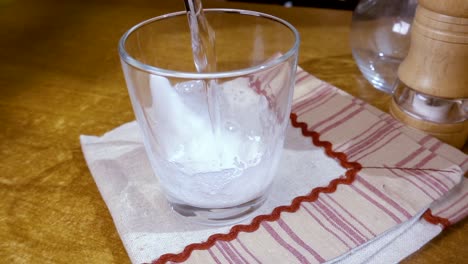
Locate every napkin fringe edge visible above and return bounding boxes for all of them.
[151,113,363,264]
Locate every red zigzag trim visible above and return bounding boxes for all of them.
[151,113,362,264]
[422,209,451,230]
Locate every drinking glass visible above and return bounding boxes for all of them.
[119,9,300,225]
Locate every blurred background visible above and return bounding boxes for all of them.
[231,0,359,10]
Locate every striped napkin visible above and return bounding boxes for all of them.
[80,68,467,264]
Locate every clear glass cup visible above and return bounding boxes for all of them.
[119,9,300,225]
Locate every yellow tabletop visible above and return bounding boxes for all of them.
[1,0,466,263]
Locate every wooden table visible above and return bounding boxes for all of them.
[1,0,466,263]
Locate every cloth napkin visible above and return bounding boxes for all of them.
[81,68,467,264]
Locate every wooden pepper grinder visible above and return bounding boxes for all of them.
[389,0,468,149]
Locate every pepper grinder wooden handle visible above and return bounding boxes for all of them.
[389,0,468,149]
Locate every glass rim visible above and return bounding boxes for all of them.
[118,8,300,79]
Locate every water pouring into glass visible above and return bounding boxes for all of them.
[119,0,300,225]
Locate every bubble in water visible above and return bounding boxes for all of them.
[224,121,239,132]
[247,130,262,142]
[232,158,245,178]
[175,80,204,94]
[233,156,245,169]
[247,154,262,166]
[173,80,212,123]
[247,135,261,142]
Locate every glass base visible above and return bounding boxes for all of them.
[170,195,267,226]
[352,49,403,95]
[357,63,397,94]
